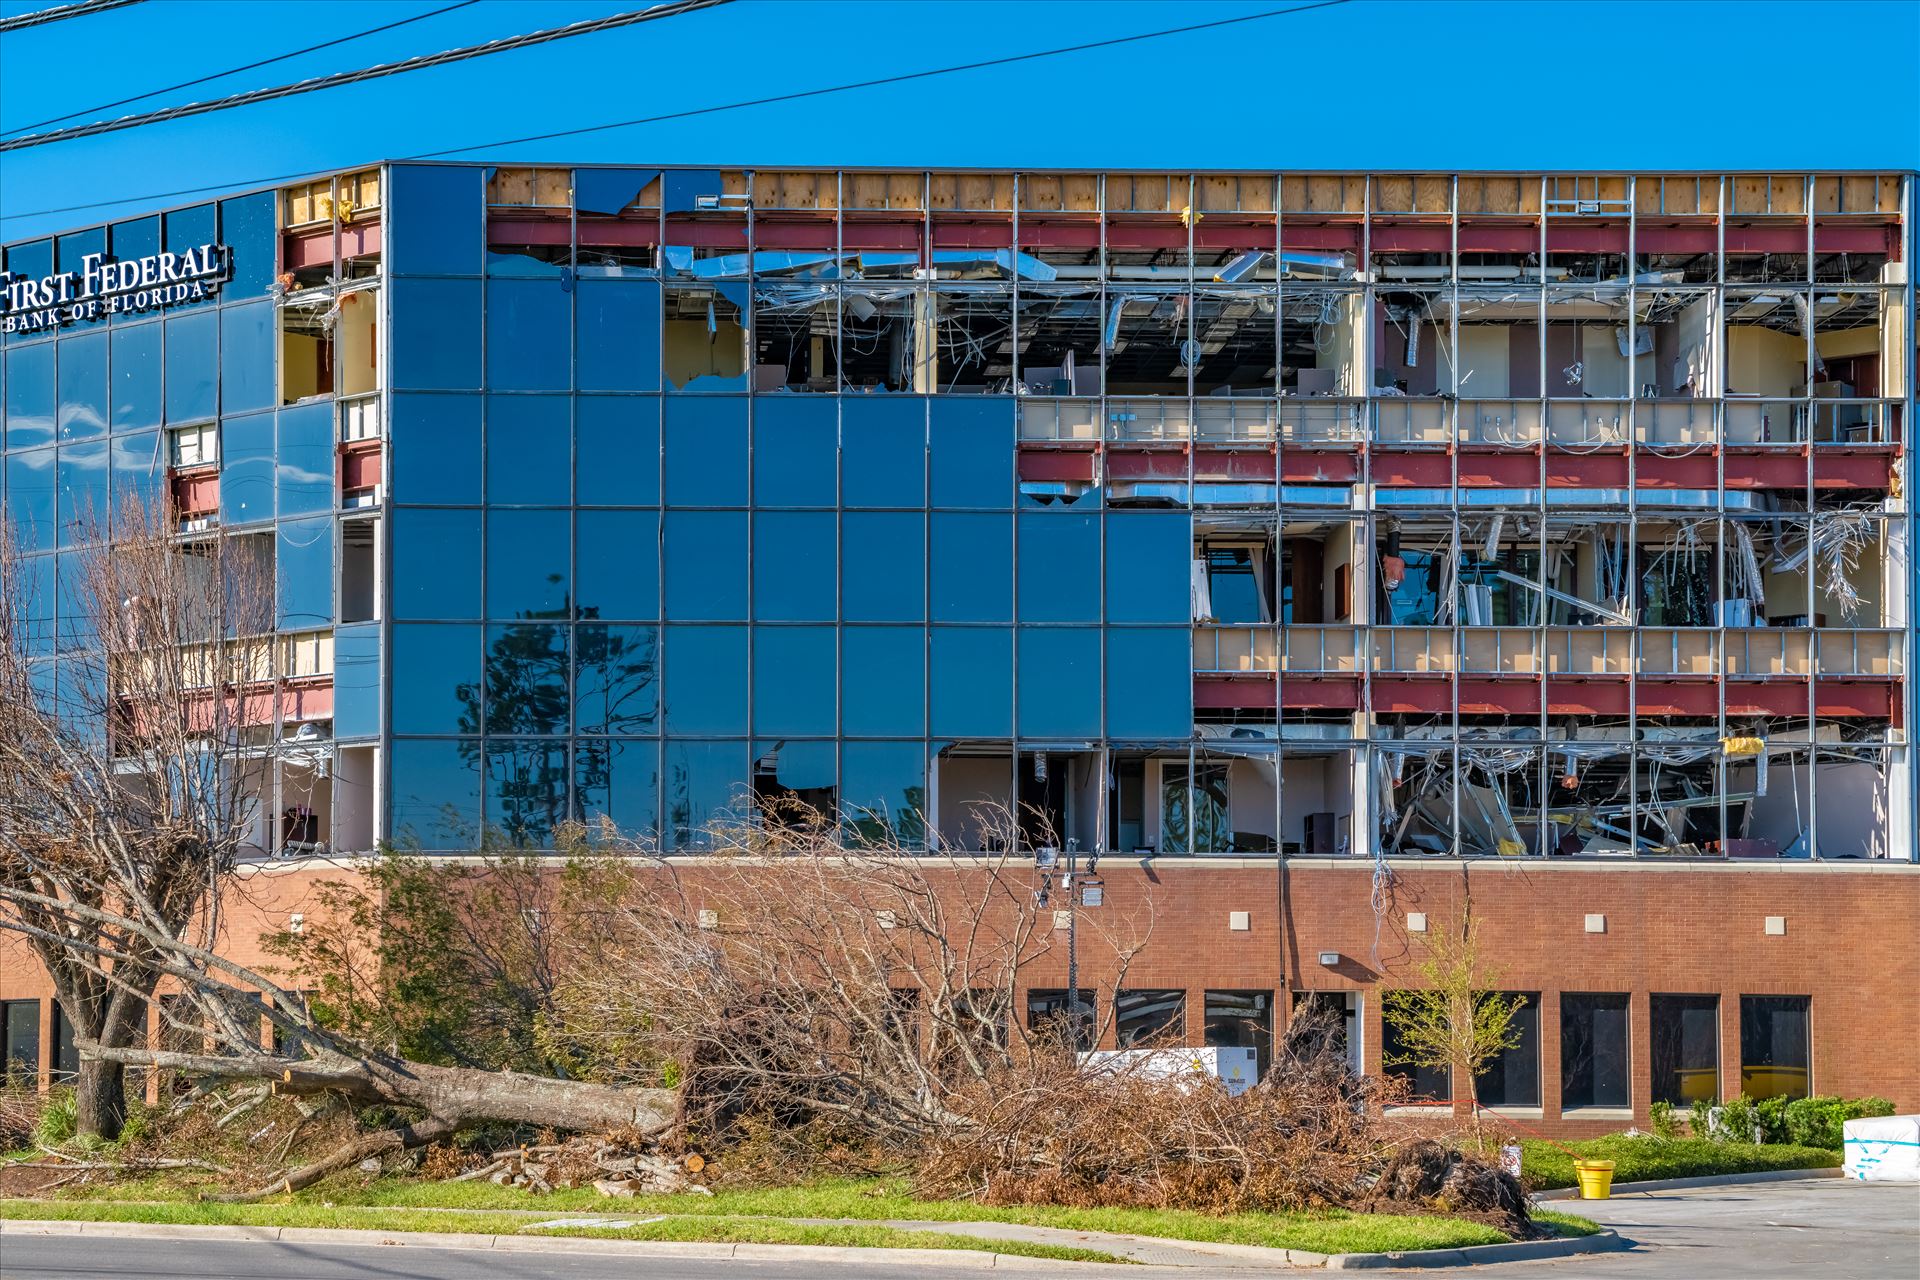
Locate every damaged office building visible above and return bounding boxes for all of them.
[2,167,1916,1130]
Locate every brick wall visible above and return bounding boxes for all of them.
[4,857,1914,1136]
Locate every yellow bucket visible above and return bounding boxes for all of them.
[1574,1158,1616,1199]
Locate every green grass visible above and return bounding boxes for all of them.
[0,1199,1116,1263]
[321,1175,1515,1254]
[1532,1208,1604,1238]
[1522,1136,1839,1190]
[0,1174,1547,1256]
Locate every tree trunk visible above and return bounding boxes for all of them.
[73,1056,128,1142]
[88,1042,677,1137]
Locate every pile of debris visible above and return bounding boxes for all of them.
[446,1135,708,1197]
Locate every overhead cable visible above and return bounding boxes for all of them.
[1,0,483,139]
[0,0,143,34]
[1,0,1353,222]
[0,0,737,152]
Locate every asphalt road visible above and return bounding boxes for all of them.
[2,1179,1915,1279]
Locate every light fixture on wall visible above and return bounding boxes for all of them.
[1318,951,1342,967]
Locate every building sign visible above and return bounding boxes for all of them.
[0,243,230,335]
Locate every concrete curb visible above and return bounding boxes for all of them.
[1321,1229,1627,1270]
[1533,1164,1843,1201]
[0,1214,1629,1271]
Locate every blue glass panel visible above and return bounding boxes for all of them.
[485,393,570,504]
[52,229,106,335]
[55,439,108,547]
[1105,513,1191,623]
[391,393,481,504]
[484,622,569,735]
[391,623,481,734]
[109,429,162,511]
[108,218,157,277]
[929,627,1012,738]
[276,517,333,630]
[163,204,215,255]
[220,191,278,300]
[576,168,660,216]
[753,627,835,736]
[109,321,161,432]
[930,398,1013,508]
[1016,628,1100,738]
[575,738,659,842]
[577,278,661,392]
[752,398,836,507]
[391,277,482,390]
[158,206,217,316]
[486,278,572,391]
[389,165,483,275]
[576,510,658,619]
[5,450,56,551]
[333,622,381,739]
[663,624,747,734]
[576,395,659,505]
[576,623,658,734]
[664,397,746,506]
[840,741,926,848]
[753,738,835,817]
[486,508,570,619]
[841,397,925,508]
[486,740,571,847]
[842,512,924,622]
[17,553,53,655]
[5,342,55,448]
[664,739,749,850]
[276,400,335,516]
[53,552,93,653]
[663,510,747,620]
[219,411,274,524]
[842,627,924,737]
[392,508,481,619]
[56,331,106,440]
[930,512,1012,622]
[1017,513,1099,622]
[753,511,834,622]
[390,739,483,849]
[219,301,276,415]
[163,310,216,422]
[1105,629,1192,738]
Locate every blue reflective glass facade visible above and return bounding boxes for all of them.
[6,162,1913,864]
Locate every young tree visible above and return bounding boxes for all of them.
[0,496,275,1139]
[1380,912,1524,1130]
[0,495,676,1166]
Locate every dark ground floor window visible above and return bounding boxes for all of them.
[1740,995,1810,1100]
[1204,990,1273,1079]
[51,1001,78,1080]
[1475,993,1540,1107]
[2,1000,38,1084]
[1115,989,1185,1047]
[1650,994,1720,1105]
[1561,992,1631,1109]
[1380,995,1450,1102]
[1026,988,1096,1052]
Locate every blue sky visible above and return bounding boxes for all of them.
[1,0,1916,242]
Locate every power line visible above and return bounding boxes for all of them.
[2,0,483,139]
[0,0,143,34]
[0,0,1354,224]
[0,0,735,152]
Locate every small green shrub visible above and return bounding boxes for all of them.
[1649,1101,1679,1141]
[1782,1096,1896,1150]
[1754,1095,1791,1144]
[1717,1094,1759,1144]
[33,1091,78,1147]
[1689,1098,1715,1140]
